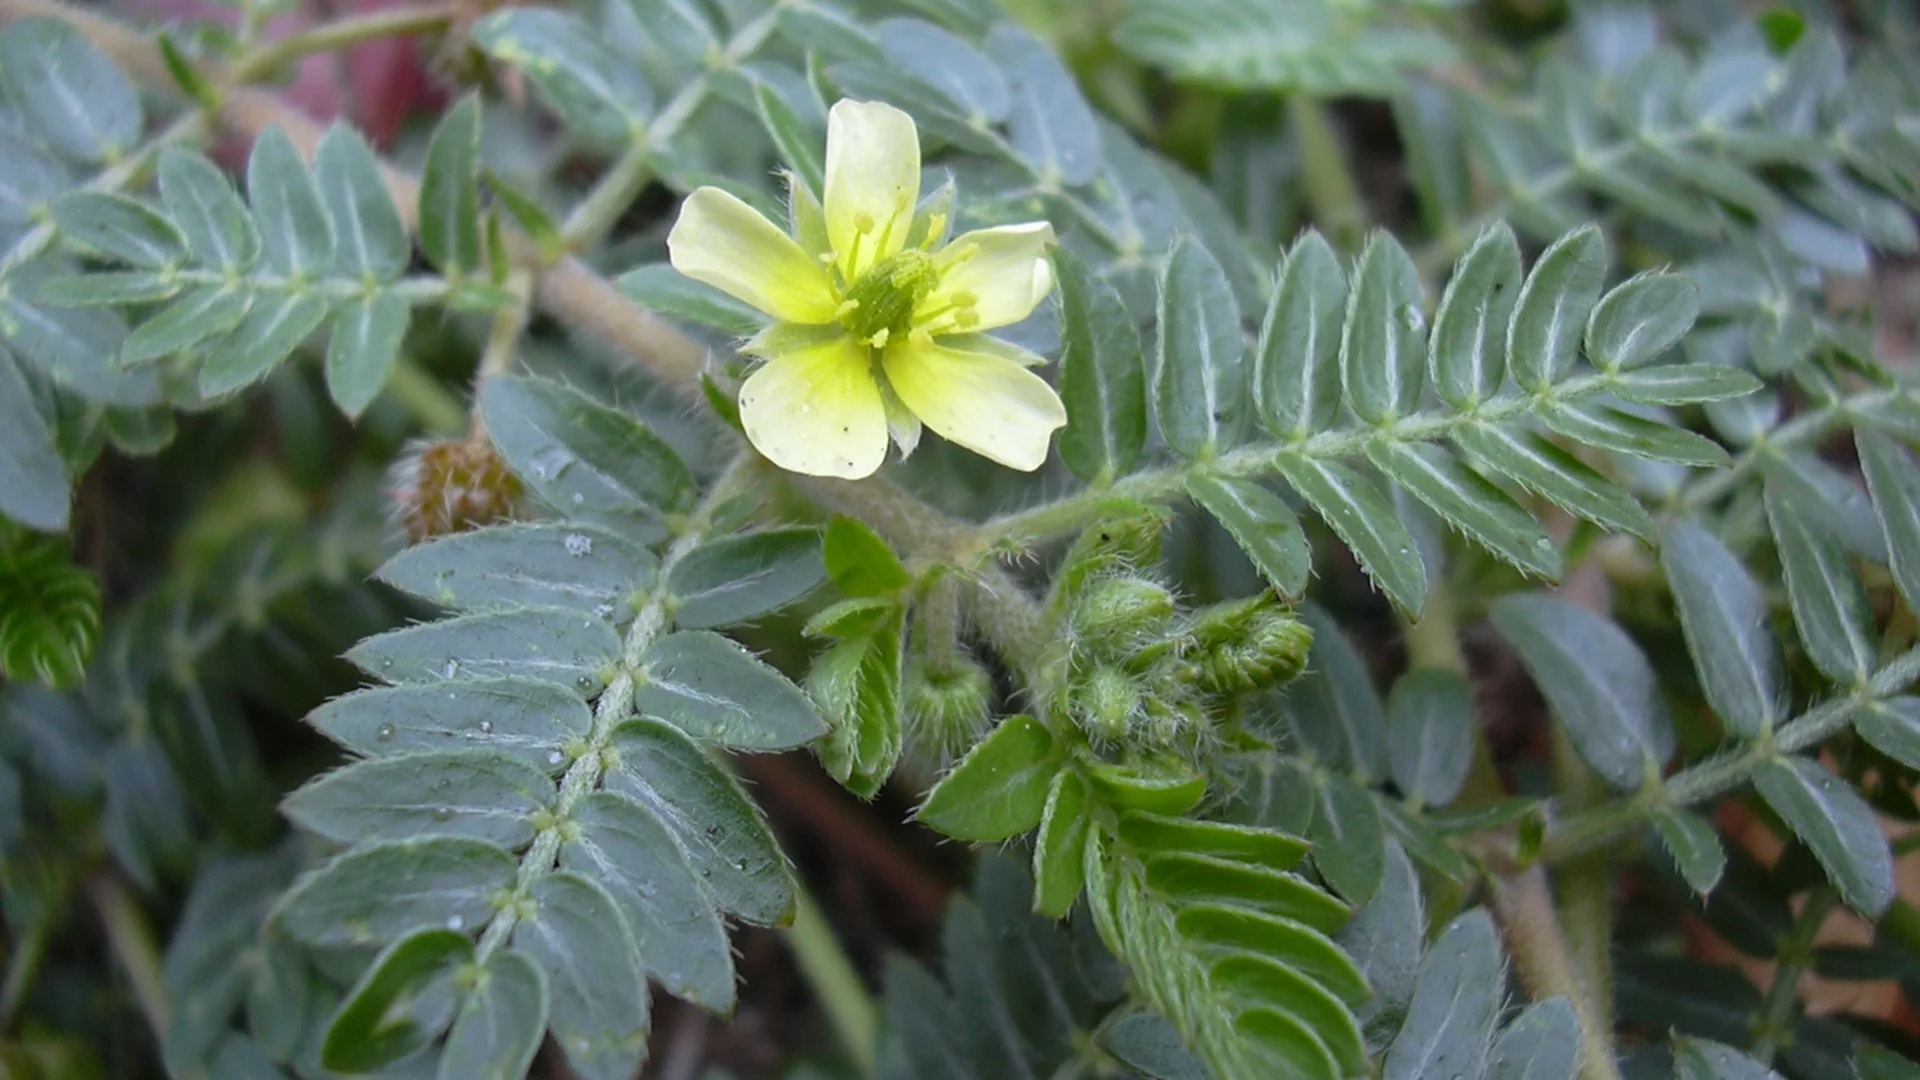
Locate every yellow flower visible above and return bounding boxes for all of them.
[667,99,1068,480]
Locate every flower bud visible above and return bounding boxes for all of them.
[1049,505,1170,612]
[389,435,522,543]
[903,653,995,767]
[1188,598,1314,695]
[1068,574,1177,651]
[1074,663,1142,743]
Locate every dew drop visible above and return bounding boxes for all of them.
[478,720,494,734]
[564,533,593,557]
[1399,303,1427,334]
[375,723,396,743]
[442,659,460,679]
[1535,537,1552,550]
[432,806,454,821]
[571,493,584,504]
[445,914,465,931]
[380,658,394,669]
[593,603,615,619]
[548,750,565,765]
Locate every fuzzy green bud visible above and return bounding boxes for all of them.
[1076,663,1142,743]
[1188,597,1313,695]
[904,653,995,766]
[1049,504,1171,613]
[1069,574,1177,649]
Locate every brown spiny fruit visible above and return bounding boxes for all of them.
[390,435,523,543]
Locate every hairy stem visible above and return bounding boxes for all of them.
[90,875,169,1042]
[1549,726,1615,1061]
[226,2,458,84]
[1541,645,1920,862]
[559,2,783,253]
[382,356,470,436]
[1490,867,1624,1080]
[785,887,879,1079]
[1750,889,1835,1064]
[473,453,757,961]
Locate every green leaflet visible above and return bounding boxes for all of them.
[474,9,654,145]
[1660,520,1784,738]
[604,718,795,926]
[1341,230,1428,425]
[1858,432,1920,617]
[1584,271,1699,373]
[0,353,70,531]
[1753,755,1893,916]
[1254,231,1346,440]
[0,520,98,687]
[159,148,261,273]
[314,123,410,281]
[1367,440,1561,579]
[325,290,411,417]
[1187,474,1311,598]
[281,750,556,848]
[419,95,484,275]
[1651,807,1726,895]
[1508,225,1604,391]
[1491,593,1674,789]
[0,17,141,164]
[378,522,656,619]
[247,126,336,280]
[1054,244,1146,485]
[1428,222,1520,409]
[1386,668,1475,809]
[1487,997,1579,1080]
[917,714,1055,841]
[306,678,592,774]
[1381,910,1503,1080]
[634,630,827,751]
[1277,455,1427,617]
[480,374,696,541]
[1032,770,1092,918]
[615,263,770,337]
[437,950,549,1080]
[511,871,653,1080]
[322,928,470,1072]
[198,290,332,397]
[273,837,518,947]
[347,607,621,693]
[1306,771,1386,905]
[561,792,733,1012]
[666,527,824,629]
[1154,235,1245,460]
[51,192,187,269]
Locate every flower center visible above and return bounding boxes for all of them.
[840,249,938,345]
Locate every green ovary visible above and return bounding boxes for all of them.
[840,249,938,343]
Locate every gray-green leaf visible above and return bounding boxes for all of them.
[480,374,695,541]
[1508,225,1605,391]
[1586,272,1699,373]
[1858,432,1920,618]
[0,17,141,164]
[419,95,483,275]
[274,837,517,947]
[1856,697,1920,771]
[199,290,331,397]
[0,350,68,531]
[1660,520,1782,738]
[158,149,261,273]
[282,750,556,848]
[634,630,827,750]
[1368,441,1560,579]
[326,290,410,417]
[306,678,592,774]
[563,792,733,1011]
[1491,593,1674,789]
[1309,771,1385,905]
[511,871,652,1080]
[437,949,548,1080]
[1651,807,1726,895]
[1277,455,1427,617]
[1382,910,1503,1080]
[247,126,336,279]
[1752,755,1892,916]
[666,528,824,629]
[315,124,409,281]
[1487,997,1579,1080]
[1342,231,1427,425]
[604,717,794,926]
[322,928,470,1073]
[1254,231,1347,441]
[1452,422,1654,541]
[1386,669,1474,809]
[347,607,620,693]
[51,193,187,269]
[474,10,654,145]
[1054,245,1145,485]
[1187,474,1310,598]
[1430,222,1521,409]
[1154,236,1245,460]
[378,522,655,620]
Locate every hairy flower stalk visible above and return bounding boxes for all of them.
[667,99,1067,479]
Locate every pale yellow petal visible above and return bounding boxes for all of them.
[882,337,1066,472]
[919,222,1056,333]
[824,100,920,282]
[738,334,889,479]
[668,187,838,324]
